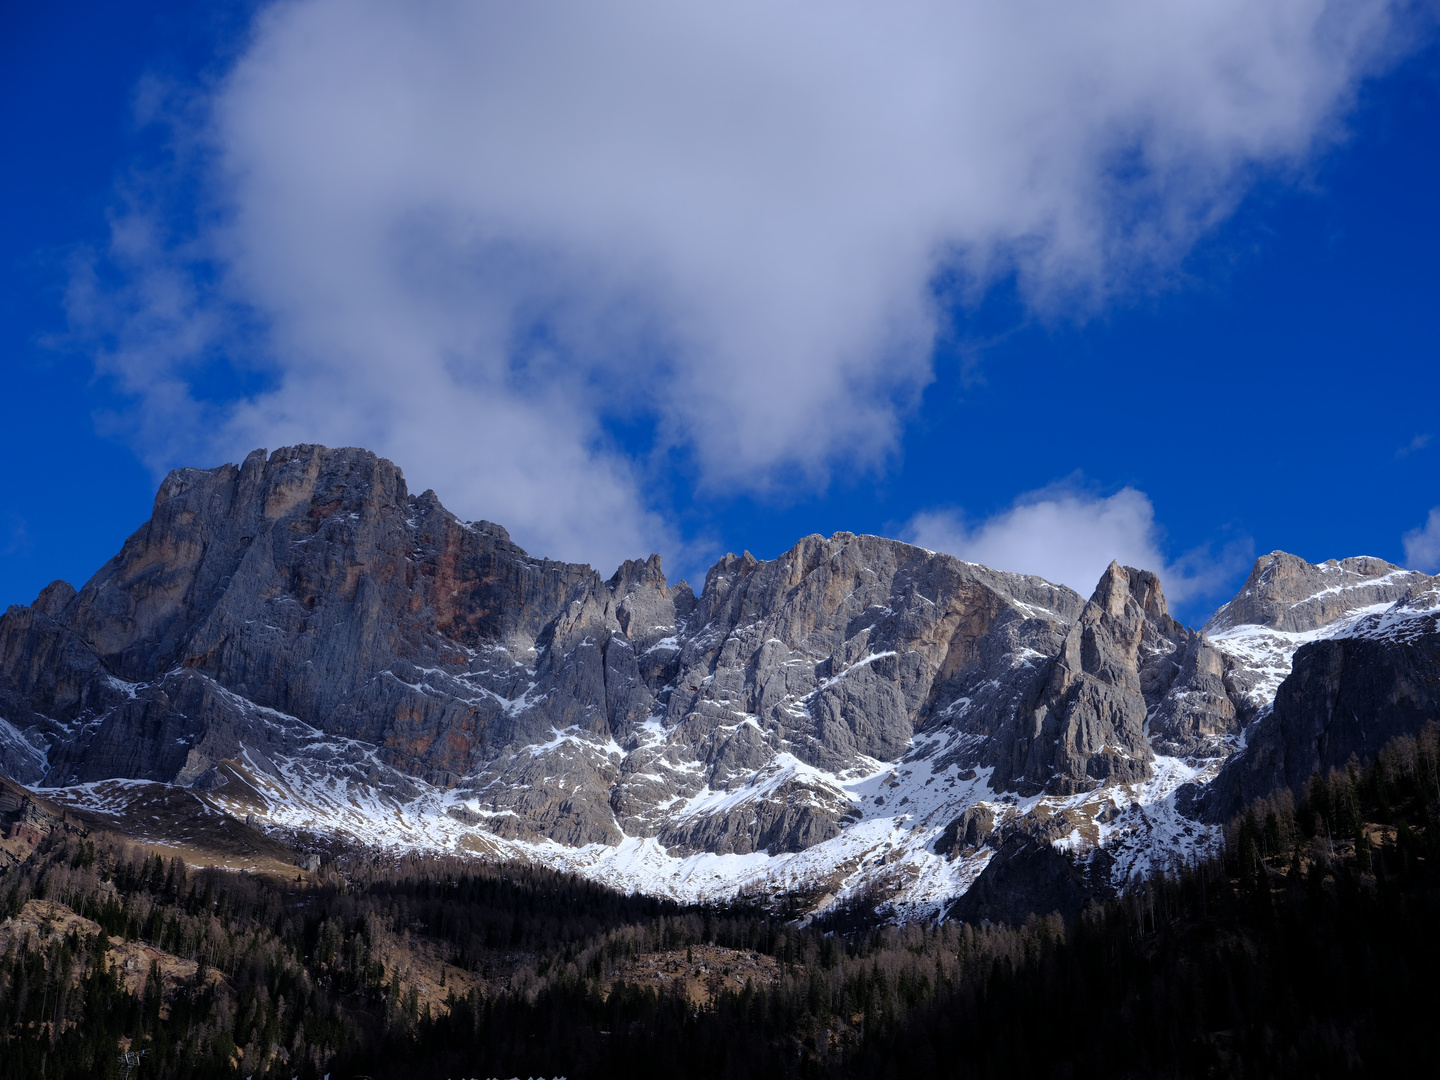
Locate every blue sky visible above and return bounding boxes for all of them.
[2,1,1438,627]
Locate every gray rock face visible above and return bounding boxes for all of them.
[2,446,621,788]
[5,443,1436,921]
[1200,551,1432,716]
[1147,633,1239,757]
[527,530,1092,854]
[0,447,1235,875]
[1200,583,1440,822]
[1206,552,1427,636]
[934,804,995,857]
[0,446,1094,857]
[994,563,1180,796]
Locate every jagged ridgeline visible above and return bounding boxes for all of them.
[1,445,1437,916]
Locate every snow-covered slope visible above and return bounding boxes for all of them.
[35,690,1221,919]
[1203,552,1430,713]
[1197,575,1440,824]
[3,449,1434,921]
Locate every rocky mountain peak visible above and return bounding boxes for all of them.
[1196,549,1433,720]
[31,580,76,619]
[1092,560,1167,622]
[997,561,1183,796]
[1200,567,1440,823]
[1205,549,1426,635]
[3,444,1436,923]
[607,552,665,591]
[1387,580,1440,619]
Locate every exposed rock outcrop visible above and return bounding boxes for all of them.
[948,832,1116,924]
[0,446,1092,857]
[935,804,996,857]
[1201,583,1440,822]
[4,444,1435,922]
[1206,552,1428,636]
[1147,632,1239,757]
[994,562,1180,795]
[1202,551,1431,714]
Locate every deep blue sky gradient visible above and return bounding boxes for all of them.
[2,2,1437,627]
[643,43,1440,621]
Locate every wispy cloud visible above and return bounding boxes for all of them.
[1397,433,1433,458]
[71,0,1415,571]
[1403,508,1440,572]
[904,485,1251,605]
[1,515,30,558]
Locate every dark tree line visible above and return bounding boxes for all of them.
[5,722,1440,1078]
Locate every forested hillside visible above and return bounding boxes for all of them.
[5,724,1440,1078]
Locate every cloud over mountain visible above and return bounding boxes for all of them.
[1404,508,1440,572]
[905,486,1250,602]
[79,0,1409,571]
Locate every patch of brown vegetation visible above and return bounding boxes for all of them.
[610,944,787,1006]
[0,830,41,870]
[364,922,484,1018]
[0,899,223,1014]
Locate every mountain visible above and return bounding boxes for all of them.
[1200,576,1440,822]
[1,445,1435,918]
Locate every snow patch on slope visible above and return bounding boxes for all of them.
[0,716,48,784]
[1208,601,1395,710]
[32,690,1222,922]
[1342,585,1440,645]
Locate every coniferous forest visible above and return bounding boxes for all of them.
[5,726,1440,1079]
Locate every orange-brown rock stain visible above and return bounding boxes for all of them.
[931,586,1007,685]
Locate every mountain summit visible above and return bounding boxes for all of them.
[2,445,1435,917]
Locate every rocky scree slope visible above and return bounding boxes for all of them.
[0,446,1434,916]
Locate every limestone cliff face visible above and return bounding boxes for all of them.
[0,446,1242,868]
[1200,551,1431,715]
[0,446,1094,855]
[8,444,1435,919]
[994,563,1180,796]
[1201,584,1440,822]
[1,446,620,789]
[1206,552,1428,636]
[1146,632,1238,757]
[597,532,1087,853]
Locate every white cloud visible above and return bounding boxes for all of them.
[905,487,1248,603]
[1403,508,1440,572]
[78,0,1414,569]
[1397,433,1433,458]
